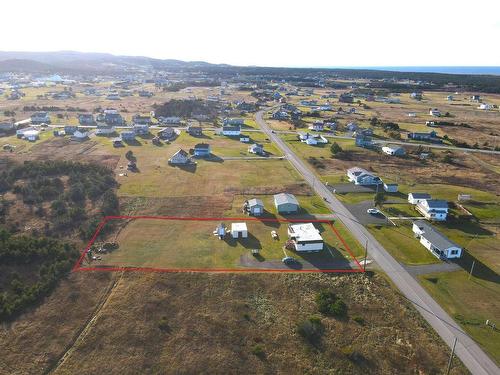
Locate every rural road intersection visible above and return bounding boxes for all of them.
[255,110,499,375]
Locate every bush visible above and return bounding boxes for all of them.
[316,290,348,317]
[297,316,324,345]
[158,316,170,332]
[353,316,365,325]
[251,344,265,359]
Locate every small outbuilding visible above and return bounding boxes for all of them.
[274,193,299,214]
[383,183,399,193]
[245,198,264,216]
[231,222,248,239]
[382,145,405,156]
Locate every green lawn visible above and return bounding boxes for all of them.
[97,218,351,270]
[368,222,440,265]
[420,270,500,365]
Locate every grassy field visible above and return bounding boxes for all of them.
[420,270,500,365]
[94,218,355,270]
[368,222,440,265]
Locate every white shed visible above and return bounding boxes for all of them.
[231,223,248,238]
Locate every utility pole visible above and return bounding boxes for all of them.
[446,337,457,375]
[363,240,368,271]
[468,260,476,280]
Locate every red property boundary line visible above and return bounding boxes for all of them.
[73,215,365,274]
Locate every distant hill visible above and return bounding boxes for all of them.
[0,50,220,73]
[0,59,54,73]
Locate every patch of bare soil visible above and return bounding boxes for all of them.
[224,182,313,196]
[120,195,235,217]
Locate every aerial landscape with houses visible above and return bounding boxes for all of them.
[0,51,499,375]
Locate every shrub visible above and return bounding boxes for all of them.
[353,316,365,325]
[158,316,170,332]
[316,290,348,317]
[297,316,324,345]
[251,344,265,359]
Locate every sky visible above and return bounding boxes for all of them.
[2,0,500,67]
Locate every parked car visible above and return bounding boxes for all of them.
[282,256,296,264]
[367,208,380,215]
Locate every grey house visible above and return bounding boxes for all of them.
[274,193,299,214]
[246,198,264,216]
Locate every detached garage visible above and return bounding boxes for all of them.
[274,193,299,214]
[231,223,248,239]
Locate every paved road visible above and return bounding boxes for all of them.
[271,129,500,155]
[255,110,499,375]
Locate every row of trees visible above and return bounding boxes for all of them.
[0,160,119,237]
[0,228,79,321]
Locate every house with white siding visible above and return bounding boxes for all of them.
[412,220,462,259]
[287,223,323,252]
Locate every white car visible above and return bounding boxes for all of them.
[367,208,380,215]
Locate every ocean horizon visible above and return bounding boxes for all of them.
[318,66,500,75]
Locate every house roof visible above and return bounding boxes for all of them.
[172,149,189,158]
[347,167,371,176]
[288,223,323,242]
[231,222,248,232]
[194,143,210,150]
[248,198,263,207]
[409,193,432,199]
[413,220,461,250]
[274,193,299,206]
[223,125,241,131]
[422,199,448,209]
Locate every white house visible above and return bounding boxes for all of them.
[23,129,40,141]
[160,116,181,125]
[231,222,248,239]
[478,103,493,110]
[168,149,191,165]
[382,145,405,156]
[223,118,244,126]
[310,122,324,131]
[298,132,328,145]
[416,199,449,221]
[72,130,89,141]
[96,125,115,135]
[222,125,241,136]
[408,193,432,205]
[240,136,250,143]
[287,223,323,252]
[346,167,382,185]
[429,108,441,117]
[412,220,462,259]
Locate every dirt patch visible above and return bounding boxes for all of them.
[120,195,234,217]
[224,182,313,196]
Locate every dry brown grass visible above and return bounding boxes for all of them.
[0,272,467,375]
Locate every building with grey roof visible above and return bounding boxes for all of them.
[412,220,462,259]
[274,193,299,214]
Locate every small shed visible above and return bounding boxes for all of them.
[383,183,399,193]
[247,198,264,216]
[231,223,248,239]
